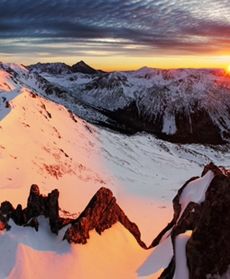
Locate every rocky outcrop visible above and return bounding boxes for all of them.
[1,163,230,279]
[0,185,146,248]
[156,163,230,279]
[63,187,146,248]
[0,185,72,233]
[186,174,230,279]
[24,185,61,233]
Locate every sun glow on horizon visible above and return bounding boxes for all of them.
[226,65,230,74]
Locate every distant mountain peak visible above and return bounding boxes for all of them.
[71,60,98,74]
[28,62,72,74]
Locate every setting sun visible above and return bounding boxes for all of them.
[226,65,230,74]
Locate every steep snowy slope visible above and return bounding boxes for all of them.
[0,63,230,278]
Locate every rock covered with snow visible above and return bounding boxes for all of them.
[187,170,230,279]
[154,163,230,279]
[28,62,72,75]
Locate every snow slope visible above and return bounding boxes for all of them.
[1,219,151,279]
[0,63,230,278]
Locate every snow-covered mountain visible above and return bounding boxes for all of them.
[27,62,230,144]
[28,60,100,75]
[0,62,230,278]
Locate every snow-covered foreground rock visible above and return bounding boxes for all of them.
[1,62,230,278]
[161,163,230,279]
[1,164,230,279]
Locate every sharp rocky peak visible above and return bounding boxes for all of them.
[63,187,146,248]
[71,60,98,74]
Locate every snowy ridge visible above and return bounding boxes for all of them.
[1,62,230,278]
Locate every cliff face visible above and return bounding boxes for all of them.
[154,163,230,279]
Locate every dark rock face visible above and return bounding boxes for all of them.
[71,61,98,74]
[64,187,146,248]
[26,184,45,218]
[0,185,65,233]
[47,189,59,234]
[25,185,61,233]
[156,164,230,279]
[106,102,225,144]
[150,176,199,248]
[187,175,230,279]
[12,204,26,226]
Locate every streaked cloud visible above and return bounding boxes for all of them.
[0,0,229,61]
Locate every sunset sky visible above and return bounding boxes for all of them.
[0,0,230,70]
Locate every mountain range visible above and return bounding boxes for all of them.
[4,60,230,144]
[0,61,230,278]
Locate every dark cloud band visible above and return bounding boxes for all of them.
[0,0,229,57]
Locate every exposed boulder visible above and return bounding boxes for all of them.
[0,201,14,217]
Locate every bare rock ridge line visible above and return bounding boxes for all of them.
[27,60,100,75]
[0,185,147,248]
[63,187,146,248]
